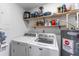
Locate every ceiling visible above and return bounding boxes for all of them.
[17,3,46,11]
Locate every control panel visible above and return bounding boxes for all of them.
[38,33,55,39]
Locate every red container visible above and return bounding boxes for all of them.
[52,20,56,27]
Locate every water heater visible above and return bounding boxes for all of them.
[61,30,79,56]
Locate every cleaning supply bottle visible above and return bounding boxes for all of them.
[62,4,67,13]
[56,19,60,26]
[52,19,56,27]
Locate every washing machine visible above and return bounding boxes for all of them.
[34,33,59,56]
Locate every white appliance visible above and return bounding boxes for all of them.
[10,33,59,56]
[33,33,59,56]
[10,33,37,56]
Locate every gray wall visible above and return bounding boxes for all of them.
[0,3,27,56]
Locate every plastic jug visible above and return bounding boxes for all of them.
[52,20,56,27]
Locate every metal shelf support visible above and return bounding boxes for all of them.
[76,12,79,28]
[66,14,69,28]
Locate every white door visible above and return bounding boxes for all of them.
[40,48,50,56]
[11,41,26,56]
[28,44,59,56]
[41,48,59,56]
[28,44,41,56]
